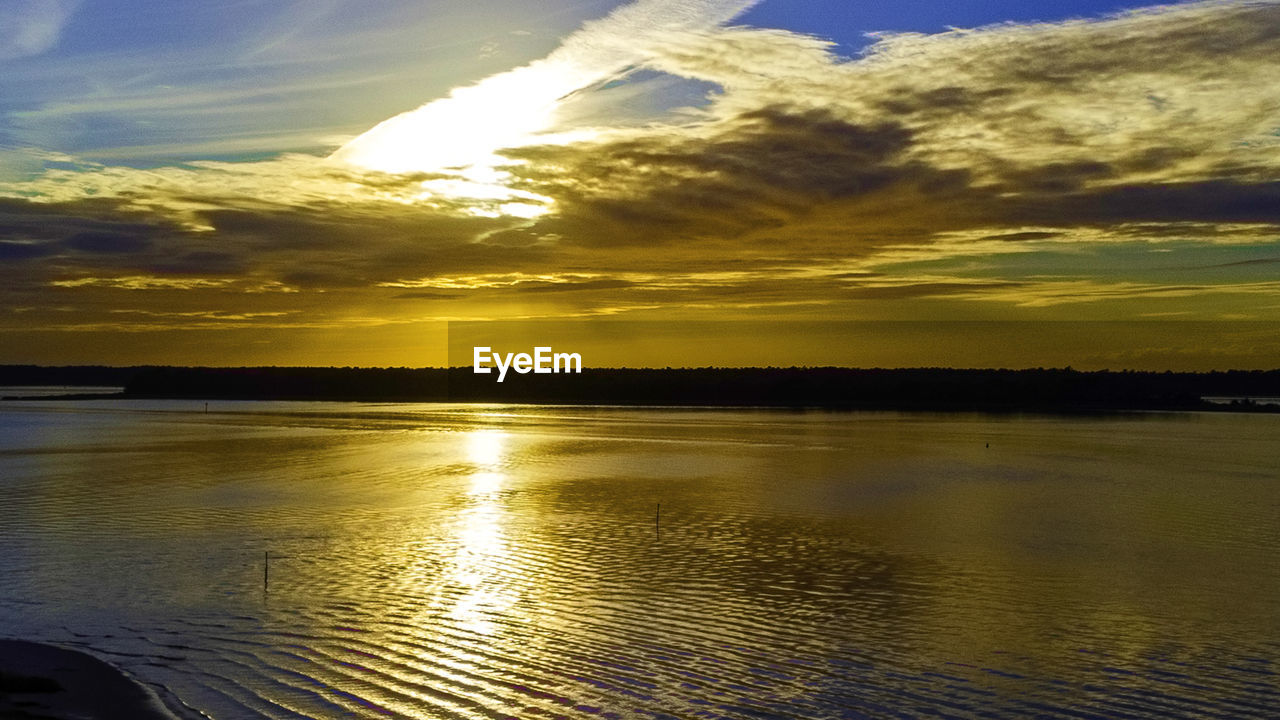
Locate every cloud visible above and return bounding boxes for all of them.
[943,279,1280,308]
[535,0,1280,226]
[1,0,1280,344]
[1212,257,1280,267]
[331,0,761,173]
[0,0,78,61]
[61,230,153,254]
[504,106,935,247]
[0,240,58,260]
[0,2,583,164]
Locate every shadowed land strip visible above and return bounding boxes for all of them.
[0,639,177,720]
[4,365,1280,412]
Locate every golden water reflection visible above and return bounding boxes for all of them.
[464,428,506,471]
[445,428,516,637]
[6,404,1279,718]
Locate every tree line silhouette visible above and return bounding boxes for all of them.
[4,365,1280,411]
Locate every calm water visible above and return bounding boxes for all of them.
[1,398,1277,719]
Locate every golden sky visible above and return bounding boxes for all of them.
[2,0,1279,368]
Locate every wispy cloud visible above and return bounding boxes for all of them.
[0,0,79,61]
[0,1,576,163]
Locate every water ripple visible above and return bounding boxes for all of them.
[1,402,1278,718]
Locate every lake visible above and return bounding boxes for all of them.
[1,398,1277,718]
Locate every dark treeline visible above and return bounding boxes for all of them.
[6,365,1279,411]
[0,365,146,387]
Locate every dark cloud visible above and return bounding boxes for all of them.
[0,192,557,297]
[145,251,247,276]
[391,291,464,300]
[63,231,153,254]
[0,199,172,243]
[514,278,638,293]
[842,282,1027,300]
[996,161,1116,193]
[1209,257,1280,268]
[1003,181,1280,226]
[0,241,57,260]
[874,86,1013,116]
[981,232,1061,242]
[509,106,940,247]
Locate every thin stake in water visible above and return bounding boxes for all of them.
[656,503,660,539]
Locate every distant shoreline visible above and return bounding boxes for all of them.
[2,392,127,401]
[0,639,177,720]
[3,365,1280,412]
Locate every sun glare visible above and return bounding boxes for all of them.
[329,57,603,217]
[334,60,579,174]
[465,428,507,469]
[327,0,759,217]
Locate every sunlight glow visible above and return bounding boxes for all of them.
[447,503,515,636]
[446,428,517,636]
[328,0,759,216]
[327,55,596,219]
[330,59,595,218]
[328,58,598,218]
[332,59,590,175]
[466,429,507,469]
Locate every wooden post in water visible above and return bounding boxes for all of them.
[656,503,660,539]
[264,550,269,592]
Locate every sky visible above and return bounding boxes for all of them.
[1,0,1279,368]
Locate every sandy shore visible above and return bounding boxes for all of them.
[0,639,177,720]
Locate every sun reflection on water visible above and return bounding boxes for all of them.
[465,428,507,471]
[446,428,517,637]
